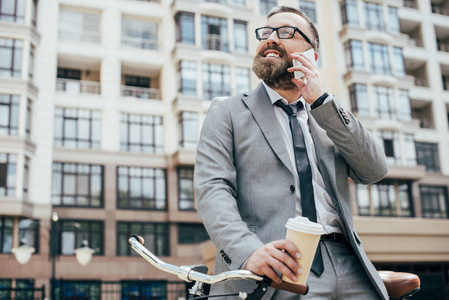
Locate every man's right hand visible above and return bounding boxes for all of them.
[244,240,302,284]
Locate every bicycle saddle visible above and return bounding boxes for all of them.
[378,271,420,299]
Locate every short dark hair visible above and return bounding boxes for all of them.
[267,6,319,51]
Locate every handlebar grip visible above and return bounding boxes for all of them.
[269,280,308,295]
[128,235,145,245]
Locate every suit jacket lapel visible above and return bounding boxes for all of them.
[242,83,295,176]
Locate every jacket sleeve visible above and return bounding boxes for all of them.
[310,96,388,184]
[194,97,264,271]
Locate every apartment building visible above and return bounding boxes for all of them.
[0,0,448,299]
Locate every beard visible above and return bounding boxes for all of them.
[252,45,296,90]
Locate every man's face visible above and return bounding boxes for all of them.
[252,12,314,90]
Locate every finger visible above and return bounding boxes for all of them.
[271,249,302,281]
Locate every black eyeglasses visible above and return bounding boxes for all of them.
[255,26,314,48]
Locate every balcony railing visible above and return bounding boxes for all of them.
[203,34,228,51]
[408,38,423,47]
[403,0,417,8]
[121,85,161,100]
[437,41,449,52]
[432,5,449,16]
[56,78,101,94]
[122,36,159,50]
[414,78,429,87]
[59,30,101,43]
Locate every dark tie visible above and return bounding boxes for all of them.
[275,100,324,276]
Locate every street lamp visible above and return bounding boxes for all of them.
[11,212,95,299]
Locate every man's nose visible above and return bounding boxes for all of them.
[266,30,279,45]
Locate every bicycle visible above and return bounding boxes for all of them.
[128,235,420,300]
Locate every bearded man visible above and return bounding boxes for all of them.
[194,6,389,300]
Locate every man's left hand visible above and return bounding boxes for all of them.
[288,52,325,105]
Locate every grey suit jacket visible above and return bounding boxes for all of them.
[194,83,389,299]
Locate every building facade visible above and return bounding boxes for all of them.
[0,0,448,299]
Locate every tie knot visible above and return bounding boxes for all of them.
[275,100,304,116]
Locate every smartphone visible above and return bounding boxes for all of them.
[293,48,316,79]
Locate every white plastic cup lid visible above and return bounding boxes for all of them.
[285,216,324,235]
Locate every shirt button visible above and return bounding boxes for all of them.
[289,185,295,193]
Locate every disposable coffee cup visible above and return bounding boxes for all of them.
[282,216,324,285]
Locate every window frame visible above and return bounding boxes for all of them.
[120,113,164,154]
[51,162,104,208]
[177,167,195,211]
[117,221,169,256]
[116,166,167,211]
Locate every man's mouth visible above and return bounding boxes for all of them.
[264,50,281,58]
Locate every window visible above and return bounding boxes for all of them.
[120,113,163,153]
[202,63,231,100]
[0,0,25,23]
[388,7,400,34]
[344,40,364,70]
[31,0,37,27]
[233,0,246,6]
[341,0,359,26]
[397,89,411,121]
[367,43,390,75]
[26,98,32,138]
[0,94,19,136]
[53,280,101,300]
[178,223,210,244]
[28,44,35,80]
[356,180,413,217]
[234,20,248,53]
[416,142,440,173]
[15,279,35,299]
[403,133,416,167]
[420,185,448,218]
[52,220,103,255]
[121,281,167,300]
[299,1,317,23]
[54,108,101,149]
[0,279,11,299]
[117,166,167,210]
[349,83,369,116]
[235,67,251,94]
[364,2,385,32]
[52,162,104,207]
[179,111,198,149]
[0,153,16,197]
[59,9,101,43]
[23,157,29,199]
[260,0,277,15]
[372,85,395,120]
[0,217,13,253]
[201,16,228,52]
[117,222,169,256]
[392,47,405,77]
[179,61,197,95]
[122,18,158,50]
[178,167,194,210]
[176,12,195,45]
[57,68,81,80]
[379,131,400,164]
[18,219,39,253]
[0,38,22,78]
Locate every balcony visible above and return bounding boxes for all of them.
[404,59,429,88]
[56,79,101,94]
[202,34,228,52]
[411,100,435,129]
[432,3,449,16]
[400,19,424,49]
[121,86,161,100]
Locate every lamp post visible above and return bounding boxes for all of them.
[11,212,94,300]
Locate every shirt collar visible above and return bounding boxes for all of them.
[262,81,306,108]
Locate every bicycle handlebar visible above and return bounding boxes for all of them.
[128,235,308,295]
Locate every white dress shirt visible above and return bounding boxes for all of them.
[262,82,341,234]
